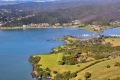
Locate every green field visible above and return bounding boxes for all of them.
[37,53,63,69]
[75,58,120,80]
[33,37,120,79]
[35,50,120,80]
[37,53,92,73]
[37,53,114,75]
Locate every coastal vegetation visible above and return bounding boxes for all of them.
[29,36,120,80]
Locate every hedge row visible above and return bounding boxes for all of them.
[77,58,110,73]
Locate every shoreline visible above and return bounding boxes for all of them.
[0,26,109,34]
[29,36,71,80]
[1,26,119,34]
[0,27,79,30]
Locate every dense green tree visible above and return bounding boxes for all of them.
[29,56,41,64]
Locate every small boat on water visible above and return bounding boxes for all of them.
[82,34,90,37]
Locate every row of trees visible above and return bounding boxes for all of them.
[59,56,78,65]
[54,71,92,80]
[35,67,51,78]
[54,71,77,80]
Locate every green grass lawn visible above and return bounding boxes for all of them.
[37,53,97,73]
[36,53,120,80]
[75,58,120,80]
[37,53,63,69]
[51,61,96,73]
[37,53,108,74]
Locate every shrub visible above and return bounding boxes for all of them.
[77,65,80,67]
[70,72,77,78]
[80,57,86,63]
[53,71,57,74]
[114,62,120,67]
[58,61,65,65]
[45,68,51,72]
[62,71,71,79]
[42,71,51,77]
[106,65,110,68]
[62,56,78,65]
[84,72,92,79]
[54,73,63,80]
[37,71,43,77]
[93,54,109,60]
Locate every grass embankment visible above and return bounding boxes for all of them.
[105,38,120,46]
[75,58,120,80]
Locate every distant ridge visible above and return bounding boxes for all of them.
[1,0,120,26]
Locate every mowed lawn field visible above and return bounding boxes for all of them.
[37,53,108,74]
[37,53,120,79]
[105,38,120,46]
[38,53,63,69]
[75,58,120,80]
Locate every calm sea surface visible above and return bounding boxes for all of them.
[102,27,120,36]
[0,28,119,80]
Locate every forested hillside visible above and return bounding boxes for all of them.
[1,0,120,27]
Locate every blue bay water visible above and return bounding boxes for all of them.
[0,28,119,80]
[102,27,120,36]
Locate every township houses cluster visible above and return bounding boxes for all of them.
[22,20,85,28]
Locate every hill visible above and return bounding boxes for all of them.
[1,0,120,27]
[75,58,120,80]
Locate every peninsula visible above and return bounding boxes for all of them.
[29,36,120,80]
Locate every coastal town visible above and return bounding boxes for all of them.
[1,20,120,32]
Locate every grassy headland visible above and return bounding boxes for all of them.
[29,36,120,80]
